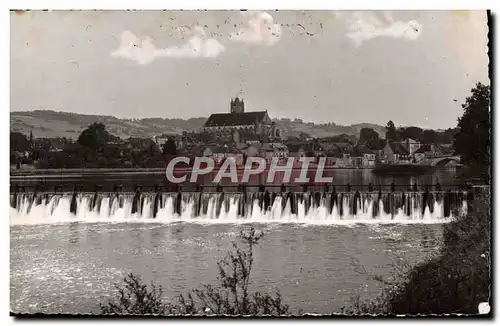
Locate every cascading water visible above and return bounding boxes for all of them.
[10,191,468,226]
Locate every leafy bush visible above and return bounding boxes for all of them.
[99,273,174,315]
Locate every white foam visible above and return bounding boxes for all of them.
[10,193,463,226]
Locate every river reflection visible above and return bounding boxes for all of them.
[11,168,459,192]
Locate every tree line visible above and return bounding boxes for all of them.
[10,122,178,169]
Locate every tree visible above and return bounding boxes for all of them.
[453,82,490,181]
[148,141,158,157]
[162,137,177,156]
[77,122,111,150]
[386,120,395,133]
[437,128,459,144]
[367,138,386,151]
[10,132,30,152]
[298,131,310,141]
[421,129,437,144]
[326,133,354,144]
[399,126,423,141]
[385,120,399,141]
[359,128,380,144]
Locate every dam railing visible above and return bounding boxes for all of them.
[10,182,474,194]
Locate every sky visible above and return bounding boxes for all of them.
[10,10,489,129]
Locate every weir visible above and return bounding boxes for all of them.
[10,189,469,225]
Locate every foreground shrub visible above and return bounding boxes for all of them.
[100,227,289,316]
[99,273,174,315]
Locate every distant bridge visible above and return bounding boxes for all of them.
[428,156,461,167]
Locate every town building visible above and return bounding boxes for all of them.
[401,138,421,155]
[202,98,281,142]
[353,145,377,168]
[202,144,244,166]
[413,144,433,163]
[154,134,172,149]
[286,143,306,157]
[381,142,411,164]
[243,142,289,164]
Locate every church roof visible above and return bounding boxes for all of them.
[204,111,268,127]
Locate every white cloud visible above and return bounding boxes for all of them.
[346,11,422,47]
[230,11,281,46]
[111,26,225,64]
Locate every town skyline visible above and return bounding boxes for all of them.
[10,10,489,130]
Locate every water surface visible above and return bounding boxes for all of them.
[11,222,444,314]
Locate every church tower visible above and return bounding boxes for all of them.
[230,97,245,114]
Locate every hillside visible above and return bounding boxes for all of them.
[10,110,387,140]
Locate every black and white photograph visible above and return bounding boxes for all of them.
[9,7,492,317]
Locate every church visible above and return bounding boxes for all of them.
[203,98,281,142]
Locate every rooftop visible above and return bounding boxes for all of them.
[389,142,410,155]
[204,111,268,127]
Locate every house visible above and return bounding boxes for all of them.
[324,147,341,164]
[401,138,421,155]
[203,144,241,165]
[311,141,325,157]
[245,142,290,164]
[354,145,377,168]
[381,142,410,164]
[318,141,338,153]
[413,144,432,163]
[259,143,274,160]
[335,153,354,168]
[325,156,338,167]
[334,142,355,156]
[334,152,354,168]
[269,143,289,158]
[243,132,261,145]
[245,142,261,157]
[154,134,174,149]
[364,140,386,161]
[324,142,354,167]
[286,143,306,157]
